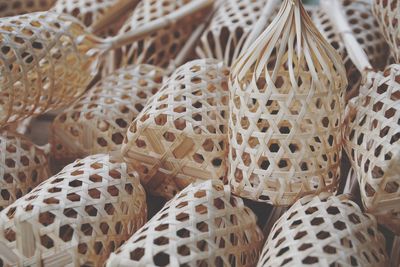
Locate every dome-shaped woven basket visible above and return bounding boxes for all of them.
[313,0,388,100]
[228,0,347,205]
[195,0,278,66]
[51,64,165,161]
[106,180,264,267]
[0,130,49,211]
[0,154,147,267]
[373,0,400,63]
[0,11,101,127]
[344,64,400,235]
[0,0,56,17]
[257,193,388,266]
[122,59,229,199]
[51,0,139,36]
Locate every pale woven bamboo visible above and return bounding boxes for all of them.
[313,0,388,100]
[344,64,400,235]
[50,64,165,161]
[228,0,347,205]
[106,180,264,267]
[373,0,400,63]
[0,154,147,267]
[0,130,49,211]
[122,59,229,199]
[195,0,279,66]
[0,0,55,17]
[257,193,388,266]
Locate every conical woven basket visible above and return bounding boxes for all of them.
[344,64,400,235]
[313,0,388,100]
[373,0,400,63]
[0,11,101,127]
[228,0,347,205]
[0,154,147,267]
[195,0,279,66]
[50,64,165,161]
[0,130,49,211]
[0,0,55,17]
[257,193,388,266]
[106,180,264,267]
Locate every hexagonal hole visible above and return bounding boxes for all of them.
[85,205,98,216]
[154,236,169,246]
[153,252,170,266]
[112,133,124,145]
[69,180,82,187]
[130,247,145,261]
[177,228,190,238]
[310,217,324,226]
[59,224,74,242]
[385,181,399,193]
[39,211,55,226]
[81,223,93,236]
[63,208,77,218]
[40,235,54,249]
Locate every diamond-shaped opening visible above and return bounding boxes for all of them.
[90,163,103,169]
[85,205,98,216]
[130,247,145,261]
[39,211,55,226]
[323,245,336,254]
[69,180,82,187]
[100,222,109,234]
[112,133,124,145]
[302,256,318,264]
[277,247,289,257]
[294,231,307,240]
[43,197,59,205]
[385,107,396,119]
[310,217,324,226]
[176,212,189,222]
[155,224,169,231]
[154,236,169,246]
[384,181,399,193]
[298,243,312,251]
[59,224,74,242]
[316,231,330,240]
[194,190,206,198]
[153,251,170,266]
[177,228,190,238]
[305,207,318,215]
[89,174,102,183]
[81,223,93,236]
[290,219,302,228]
[48,187,61,193]
[40,235,54,249]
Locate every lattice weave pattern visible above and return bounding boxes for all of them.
[0,12,101,127]
[373,0,400,63]
[344,64,400,234]
[0,130,49,211]
[0,0,55,17]
[228,0,347,205]
[313,0,388,99]
[106,180,264,267]
[51,64,165,161]
[195,0,276,66]
[0,154,147,267]
[257,193,388,266]
[122,59,229,199]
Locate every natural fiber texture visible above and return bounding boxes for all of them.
[257,193,388,266]
[0,11,101,127]
[122,59,229,199]
[228,0,347,205]
[373,0,400,63]
[106,180,264,267]
[344,64,400,235]
[0,130,49,211]
[313,0,388,100]
[195,0,278,66]
[0,154,147,267]
[0,0,56,17]
[50,64,165,161]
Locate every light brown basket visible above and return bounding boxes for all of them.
[195,0,279,66]
[228,0,347,205]
[106,180,264,267]
[313,0,388,100]
[0,11,101,127]
[0,130,49,211]
[122,59,229,199]
[0,0,55,17]
[257,193,388,266]
[373,0,400,63]
[50,64,165,162]
[0,154,147,267]
[344,64,400,235]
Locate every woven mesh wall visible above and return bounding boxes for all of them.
[0,0,55,17]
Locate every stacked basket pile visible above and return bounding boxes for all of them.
[0,0,398,266]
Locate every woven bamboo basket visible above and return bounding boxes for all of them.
[0,0,55,17]
[0,154,147,266]
[195,0,279,66]
[373,0,400,63]
[228,0,347,205]
[0,130,49,211]
[122,59,229,199]
[312,0,388,100]
[106,180,263,267]
[50,64,165,162]
[257,193,388,266]
[51,0,139,36]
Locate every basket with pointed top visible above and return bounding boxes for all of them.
[228,0,347,205]
[257,193,388,266]
[122,59,230,199]
[0,154,147,267]
[0,130,49,211]
[50,64,165,161]
[0,0,55,17]
[106,180,264,267]
[373,0,400,63]
[313,0,388,100]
